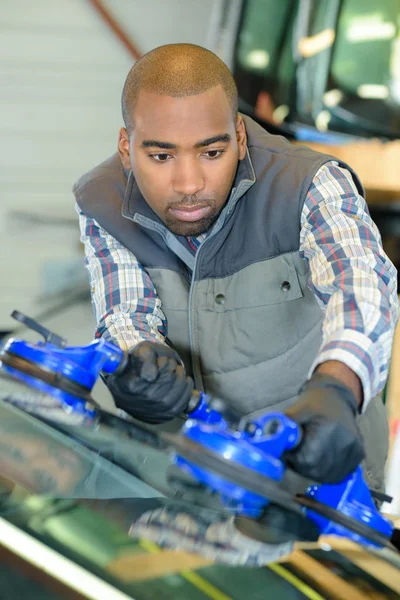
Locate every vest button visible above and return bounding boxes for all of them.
[215,294,226,305]
[281,281,291,292]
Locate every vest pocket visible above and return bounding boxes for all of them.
[206,253,303,312]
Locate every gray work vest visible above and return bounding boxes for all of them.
[74,116,388,490]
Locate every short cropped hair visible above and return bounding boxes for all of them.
[121,43,238,131]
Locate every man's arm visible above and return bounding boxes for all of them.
[300,161,399,409]
[77,206,168,351]
[316,360,363,407]
[77,207,193,423]
[283,162,398,483]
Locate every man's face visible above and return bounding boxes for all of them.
[118,86,247,236]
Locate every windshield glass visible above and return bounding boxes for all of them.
[0,373,399,599]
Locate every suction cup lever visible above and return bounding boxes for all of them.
[11,310,66,348]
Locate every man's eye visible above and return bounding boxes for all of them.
[204,150,224,159]
[150,153,172,162]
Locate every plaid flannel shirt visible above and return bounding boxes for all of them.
[77,161,399,407]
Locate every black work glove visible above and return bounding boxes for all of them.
[106,341,194,424]
[284,373,365,484]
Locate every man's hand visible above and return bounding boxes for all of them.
[106,341,194,424]
[284,373,365,483]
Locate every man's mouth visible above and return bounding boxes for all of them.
[168,204,212,222]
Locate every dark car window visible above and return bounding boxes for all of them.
[327,0,400,136]
[233,0,400,138]
[333,0,399,95]
[236,0,293,78]
[234,0,296,121]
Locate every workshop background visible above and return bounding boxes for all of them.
[1,0,400,503]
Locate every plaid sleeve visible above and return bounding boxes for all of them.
[300,161,399,407]
[77,205,167,351]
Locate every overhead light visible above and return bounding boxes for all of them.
[316,110,331,132]
[273,105,289,123]
[357,84,389,99]
[347,17,396,42]
[323,89,343,107]
[246,49,270,69]
[391,82,400,103]
[390,38,400,99]
[298,29,335,57]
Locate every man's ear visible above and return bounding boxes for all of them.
[118,128,131,170]
[236,115,247,160]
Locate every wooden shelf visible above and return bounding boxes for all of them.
[293,139,400,205]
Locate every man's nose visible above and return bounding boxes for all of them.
[172,157,205,197]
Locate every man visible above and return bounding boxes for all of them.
[74,43,398,491]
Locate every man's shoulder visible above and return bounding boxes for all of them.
[73,153,128,196]
[243,115,336,164]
